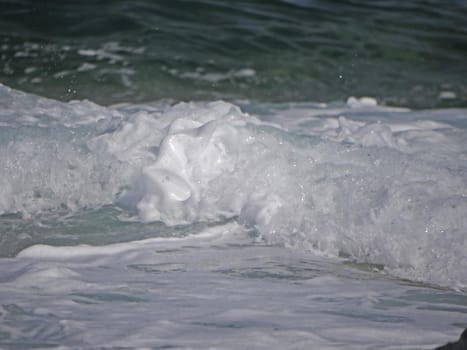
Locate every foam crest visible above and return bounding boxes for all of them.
[112,102,252,224]
[1,85,466,288]
[100,100,466,288]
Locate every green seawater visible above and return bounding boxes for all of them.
[1,0,466,108]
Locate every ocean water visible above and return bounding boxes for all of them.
[1,1,467,349]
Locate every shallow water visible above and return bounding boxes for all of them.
[0,1,466,349]
[1,223,466,350]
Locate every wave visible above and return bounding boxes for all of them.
[1,83,466,289]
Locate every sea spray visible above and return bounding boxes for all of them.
[93,99,467,288]
[1,84,466,288]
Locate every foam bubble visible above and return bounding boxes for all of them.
[346,96,378,108]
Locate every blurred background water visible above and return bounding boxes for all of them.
[1,0,466,108]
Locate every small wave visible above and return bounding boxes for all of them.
[1,84,466,288]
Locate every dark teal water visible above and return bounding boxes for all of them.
[1,0,467,107]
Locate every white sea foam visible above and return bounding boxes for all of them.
[0,84,466,288]
[3,222,464,350]
[177,68,256,83]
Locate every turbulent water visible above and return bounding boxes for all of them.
[1,1,466,349]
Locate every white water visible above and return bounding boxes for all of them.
[2,222,466,349]
[0,83,466,349]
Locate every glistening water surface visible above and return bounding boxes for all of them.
[1,0,467,107]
